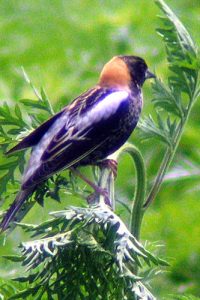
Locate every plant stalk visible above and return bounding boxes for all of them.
[143,91,198,209]
[115,143,146,240]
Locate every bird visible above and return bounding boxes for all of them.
[0,55,155,232]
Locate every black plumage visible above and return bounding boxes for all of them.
[0,55,155,232]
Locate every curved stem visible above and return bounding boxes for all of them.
[114,143,146,240]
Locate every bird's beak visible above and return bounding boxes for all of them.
[145,69,156,80]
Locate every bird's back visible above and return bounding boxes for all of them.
[21,85,142,189]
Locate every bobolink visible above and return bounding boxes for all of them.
[0,55,155,232]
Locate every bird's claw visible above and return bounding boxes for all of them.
[98,159,118,178]
[87,187,111,207]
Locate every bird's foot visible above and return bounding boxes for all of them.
[87,188,111,206]
[70,168,111,206]
[98,159,118,178]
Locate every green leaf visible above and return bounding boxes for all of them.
[152,79,183,118]
[14,105,22,121]
[2,255,24,262]
[40,87,54,115]
[20,99,46,109]
[9,286,40,299]
[0,160,18,170]
[138,115,173,147]
[156,0,197,54]
[155,0,199,100]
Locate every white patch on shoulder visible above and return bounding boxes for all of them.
[78,90,129,128]
[22,90,129,184]
[22,113,69,183]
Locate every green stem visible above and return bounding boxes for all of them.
[98,166,115,208]
[143,146,173,209]
[143,92,197,209]
[115,143,146,240]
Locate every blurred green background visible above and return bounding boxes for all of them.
[0,0,200,298]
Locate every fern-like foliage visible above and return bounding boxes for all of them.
[139,0,199,148]
[0,70,71,225]
[4,203,166,299]
[0,70,54,198]
[139,0,200,209]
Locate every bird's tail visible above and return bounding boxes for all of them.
[0,188,35,233]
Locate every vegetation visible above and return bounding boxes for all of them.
[0,0,199,299]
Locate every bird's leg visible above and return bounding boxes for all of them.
[86,192,111,206]
[70,168,110,206]
[84,159,118,208]
[97,159,118,178]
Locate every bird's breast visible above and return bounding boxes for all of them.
[80,90,143,164]
[116,89,142,134]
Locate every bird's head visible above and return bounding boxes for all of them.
[99,55,155,90]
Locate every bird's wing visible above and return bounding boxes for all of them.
[6,87,105,155]
[6,109,65,154]
[22,87,130,189]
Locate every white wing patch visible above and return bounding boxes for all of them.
[23,113,69,182]
[77,90,129,128]
[23,90,129,183]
